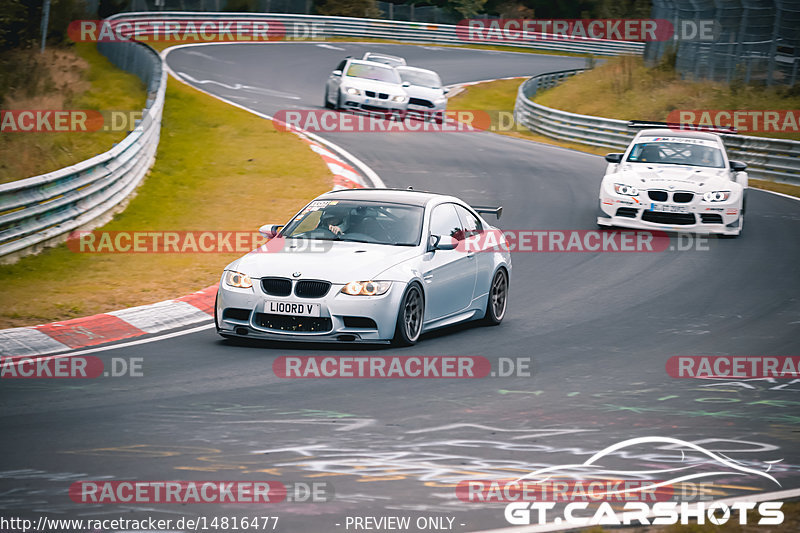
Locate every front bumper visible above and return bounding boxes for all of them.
[597,195,743,236]
[341,91,407,116]
[216,276,407,344]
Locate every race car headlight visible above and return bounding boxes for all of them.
[224,270,252,289]
[703,191,731,202]
[341,281,392,296]
[345,87,361,96]
[391,95,406,103]
[614,183,639,196]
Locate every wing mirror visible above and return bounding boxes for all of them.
[401,81,411,88]
[332,70,342,77]
[259,224,284,238]
[730,160,747,172]
[605,153,623,164]
[428,234,457,252]
[443,87,450,94]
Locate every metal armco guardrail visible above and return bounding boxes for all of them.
[0,42,166,263]
[514,69,800,185]
[105,11,645,57]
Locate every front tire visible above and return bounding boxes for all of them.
[324,87,334,109]
[393,283,424,346]
[482,269,508,325]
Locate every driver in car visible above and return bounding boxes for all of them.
[319,206,352,236]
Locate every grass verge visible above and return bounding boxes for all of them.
[448,78,800,199]
[0,43,147,183]
[0,74,332,328]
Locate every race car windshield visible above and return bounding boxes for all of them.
[398,69,442,89]
[625,141,725,168]
[345,63,401,84]
[281,200,424,246]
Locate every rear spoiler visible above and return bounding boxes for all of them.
[627,120,737,135]
[472,205,503,219]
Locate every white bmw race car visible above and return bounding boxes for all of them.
[597,126,748,237]
[215,188,510,345]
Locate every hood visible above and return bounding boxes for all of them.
[343,77,405,95]
[403,85,445,100]
[229,240,421,284]
[612,163,732,191]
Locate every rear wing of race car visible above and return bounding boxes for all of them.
[472,205,503,219]
[627,120,737,135]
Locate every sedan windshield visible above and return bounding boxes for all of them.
[625,140,725,168]
[398,69,442,89]
[345,63,401,84]
[281,200,424,246]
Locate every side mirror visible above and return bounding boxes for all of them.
[605,153,623,164]
[332,70,342,77]
[401,81,411,88]
[428,234,457,252]
[259,224,284,238]
[730,160,747,172]
[443,87,450,94]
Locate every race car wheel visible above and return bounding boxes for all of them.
[324,87,334,109]
[393,283,424,346]
[482,268,508,325]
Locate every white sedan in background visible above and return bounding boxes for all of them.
[215,189,510,346]
[324,58,408,118]
[396,66,449,123]
[597,126,748,237]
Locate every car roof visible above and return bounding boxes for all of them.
[316,188,459,207]
[364,52,405,61]
[347,59,395,69]
[396,65,439,76]
[635,128,723,142]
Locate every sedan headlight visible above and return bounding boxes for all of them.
[345,87,361,96]
[341,281,392,296]
[614,183,639,196]
[703,191,731,202]
[391,95,406,103]
[224,270,252,289]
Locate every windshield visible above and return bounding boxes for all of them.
[281,200,424,246]
[345,63,401,84]
[398,69,442,89]
[625,139,725,168]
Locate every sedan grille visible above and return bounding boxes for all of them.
[409,97,434,108]
[261,277,292,296]
[255,313,332,332]
[642,210,696,225]
[648,190,668,202]
[378,92,388,100]
[294,280,331,298]
[673,192,694,203]
[365,90,375,97]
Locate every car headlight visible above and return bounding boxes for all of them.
[341,281,392,296]
[391,95,406,103]
[614,183,639,196]
[224,270,252,289]
[345,87,361,96]
[703,191,731,202]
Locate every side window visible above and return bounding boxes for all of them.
[455,205,483,238]
[335,60,347,72]
[429,204,465,241]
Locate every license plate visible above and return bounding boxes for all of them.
[651,203,689,213]
[265,300,320,317]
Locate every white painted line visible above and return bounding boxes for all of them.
[470,487,800,533]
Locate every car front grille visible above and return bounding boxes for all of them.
[673,192,694,203]
[615,207,638,218]
[295,280,331,298]
[255,313,332,332]
[409,97,434,108]
[365,90,375,97]
[648,190,668,202]
[642,210,696,225]
[700,213,723,224]
[361,104,391,112]
[261,277,292,296]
